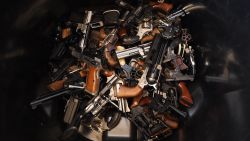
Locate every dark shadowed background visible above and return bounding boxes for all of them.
[1,0,250,141]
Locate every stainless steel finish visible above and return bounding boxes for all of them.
[116,42,151,59]
[68,85,85,89]
[137,67,149,88]
[118,98,130,113]
[137,20,153,39]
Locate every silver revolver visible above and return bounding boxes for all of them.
[116,42,152,59]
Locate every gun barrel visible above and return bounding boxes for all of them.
[146,34,168,84]
[116,43,151,59]
[30,89,71,109]
[166,3,206,21]
[79,11,93,51]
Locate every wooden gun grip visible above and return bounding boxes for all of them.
[116,85,142,98]
[104,48,119,67]
[85,66,100,95]
[118,27,127,38]
[141,28,160,43]
[99,28,107,41]
[152,3,173,13]
[62,28,71,39]
[48,79,65,91]
[178,82,193,108]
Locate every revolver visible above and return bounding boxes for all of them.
[116,34,168,98]
[115,42,151,59]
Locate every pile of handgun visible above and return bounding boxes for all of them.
[31,0,205,140]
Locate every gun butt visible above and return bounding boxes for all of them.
[178,82,193,108]
[99,28,107,41]
[102,70,114,77]
[141,28,160,43]
[48,79,66,91]
[62,28,71,39]
[152,2,173,13]
[116,85,143,98]
[85,66,101,95]
[118,27,127,38]
[104,47,119,67]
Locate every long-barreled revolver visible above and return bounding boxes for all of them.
[78,10,93,52]
[116,42,151,59]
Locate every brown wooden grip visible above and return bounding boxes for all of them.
[141,34,154,44]
[62,28,71,39]
[102,70,114,77]
[139,96,152,106]
[118,27,127,38]
[48,79,65,91]
[152,3,173,13]
[116,85,143,98]
[178,82,193,108]
[131,94,143,108]
[104,48,119,67]
[141,28,160,43]
[85,66,100,95]
[99,28,107,40]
